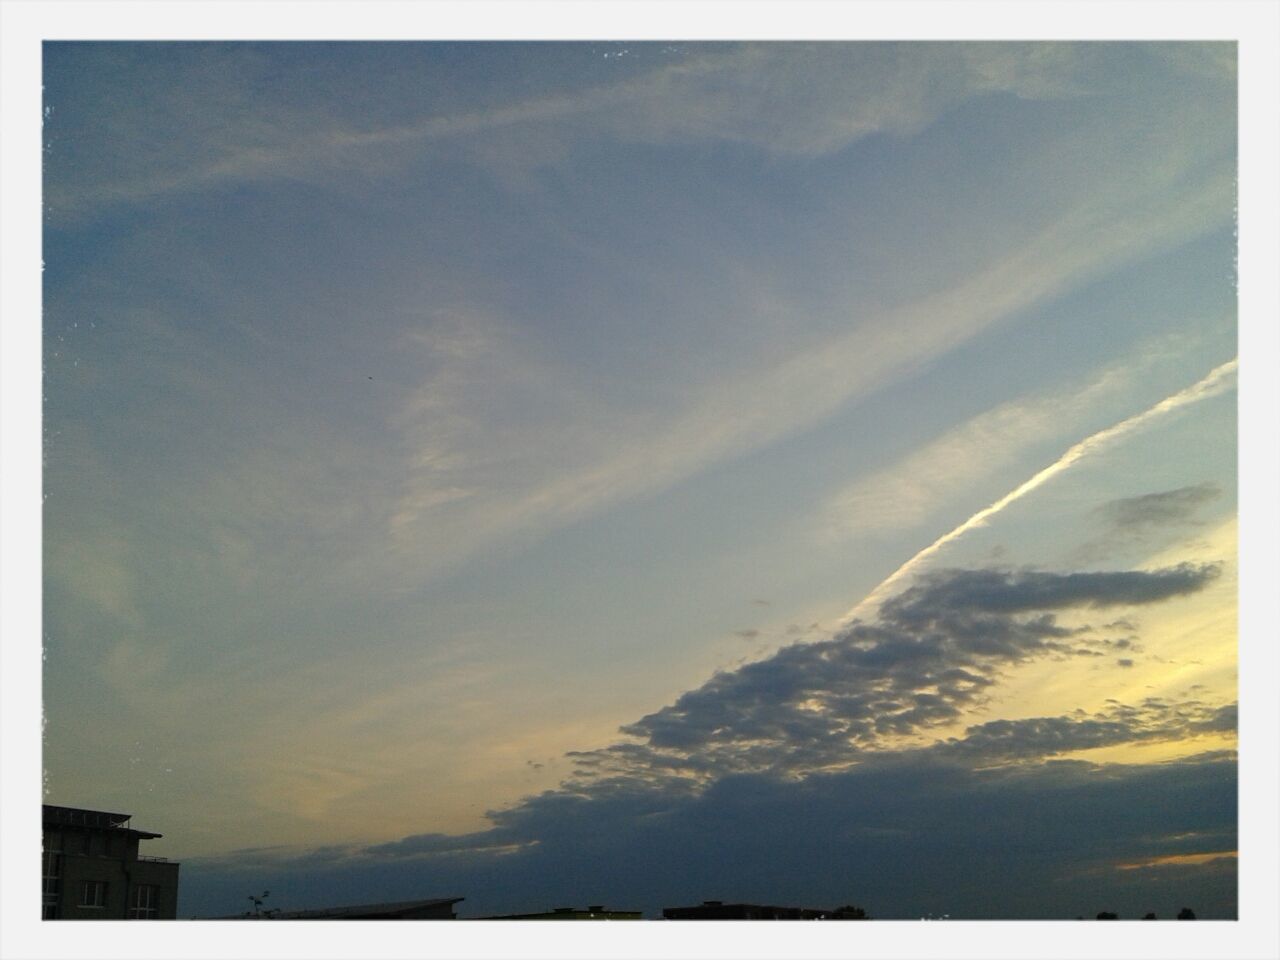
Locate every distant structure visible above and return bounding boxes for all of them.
[209,897,464,920]
[663,900,864,920]
[42,804,180,920]
[482,905,642,920]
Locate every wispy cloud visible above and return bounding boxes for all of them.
[1115,850,1237,871]
[43,42,1237,596]
[1070,482,1225,563]
[1101,483,1222,532]
[825,352,1157,538]
[45,43,1106,221]
[383,188,1235,583]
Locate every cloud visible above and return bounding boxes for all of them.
[382,223,1236,585]
[844,360,1238,620]
[1072,483,1227,564]
[932,700,1236,762]
[880,564,1220,620]
[174,550,1234,915]
[44,44,1237,596]
[1101,483,1221,531]
[41,46,1240,919]
[583,564,1222,778]
[180,749,1238,919]
[1116,851,1237,871]
[176,555,1235,920]
[826,353,1146,537]
[44,42,1110,221]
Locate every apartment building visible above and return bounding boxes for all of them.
[42,804,180,920]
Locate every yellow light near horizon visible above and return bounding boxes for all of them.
[1115,850,1237,870]
[959,516,1237,731]
[1053,732,1236,767]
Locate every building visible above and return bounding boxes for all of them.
[211,897,465,920]
[663,900,852,920]
[481,905,643,920]
[42,805,180,920]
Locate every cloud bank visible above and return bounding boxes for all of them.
[598,564,1220,778]
[180,560,1236,918]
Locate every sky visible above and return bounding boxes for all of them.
[38,40,1243,921]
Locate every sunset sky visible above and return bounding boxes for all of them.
[38,40,1244,921]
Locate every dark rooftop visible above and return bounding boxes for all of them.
[43,805,131,828]
[43,804,164,838]
[210,897,465,920]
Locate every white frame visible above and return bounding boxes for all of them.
[128,884,159,920]
[78,880,107,909]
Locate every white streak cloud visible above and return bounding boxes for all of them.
[843,359,1238,622]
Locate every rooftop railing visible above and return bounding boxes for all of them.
[43,806,132,829]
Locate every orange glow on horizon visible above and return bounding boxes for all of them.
[1116,850,1237,870]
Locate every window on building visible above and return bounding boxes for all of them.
[79,880,107,908]
[41,850,61,919]
[128,884,159,919]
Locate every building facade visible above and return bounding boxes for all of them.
[42,805,180,920]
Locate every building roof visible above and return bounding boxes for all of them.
[42,803,164,839]
[662,901,834,919]
[213,897,465,920]
[481,905,643,920]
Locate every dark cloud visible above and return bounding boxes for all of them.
[881,564,1219,619]
[181,750,1237,919]
[931,699,1235,762]
[1076,484,1224,561]
[1100,483,1221,531]
[179,563,1234,920]
[1105,618,1138,631]
[606,565,1218,777]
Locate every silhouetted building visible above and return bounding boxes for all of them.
[42,804,180,920]
[212,897,464,919]
[482,905,642,920]
[663,900,835,920]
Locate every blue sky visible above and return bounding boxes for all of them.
[38,41,1242,920]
